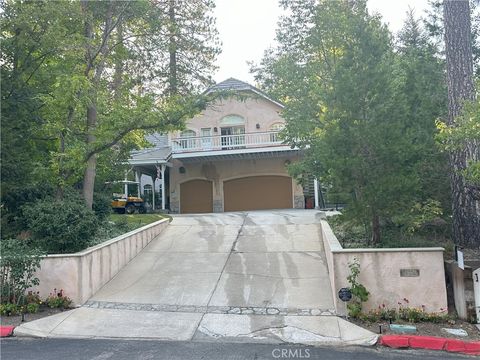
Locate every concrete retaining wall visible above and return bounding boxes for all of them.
[320,220,448,315]
[33,219,169,305]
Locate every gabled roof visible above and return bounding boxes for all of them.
[205,77,284,109]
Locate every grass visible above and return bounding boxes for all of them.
[90,213,172,247]
[109,213,171,229]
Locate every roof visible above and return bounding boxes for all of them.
[129,146,171,164]
[205,77,284,109]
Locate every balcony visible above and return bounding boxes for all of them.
[171,131,284,154]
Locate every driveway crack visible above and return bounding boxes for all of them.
[192,212,248,339]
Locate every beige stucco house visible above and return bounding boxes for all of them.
[129,78,317,213]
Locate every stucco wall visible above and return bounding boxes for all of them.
[170,157,304,213]
[320,220,448,315]
[171,97,284,138]
[33,219,169,305]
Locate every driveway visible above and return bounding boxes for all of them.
[15,210,376,345]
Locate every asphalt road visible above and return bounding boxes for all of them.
[0,338,473,360]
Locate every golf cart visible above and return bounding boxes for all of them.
[109,180,146,214]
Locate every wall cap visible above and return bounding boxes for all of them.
[42,218,169,259]
[331,247,445,253]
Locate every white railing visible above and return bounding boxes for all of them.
[171,131,283,153]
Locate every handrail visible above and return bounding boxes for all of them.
[171,130,283,153]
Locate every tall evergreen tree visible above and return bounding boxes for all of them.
[443,0,480,247]
[253,0,452,244]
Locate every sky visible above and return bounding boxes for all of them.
[213,0,431,84]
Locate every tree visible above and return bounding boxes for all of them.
[444,0,480,247]
[1,0,220,210]
[253,0,451,244]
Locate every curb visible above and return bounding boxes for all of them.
[380,335,480,356]
[0,326,15,337]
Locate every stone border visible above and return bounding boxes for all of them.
[33,218,170,305]
[320,220,448,315]
[83,300,336,316]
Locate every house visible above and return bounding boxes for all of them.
[129,78,318,213]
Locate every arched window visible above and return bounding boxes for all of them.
[270,122,285,142]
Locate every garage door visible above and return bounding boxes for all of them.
[224,176,293,212]
[180,179,213,213]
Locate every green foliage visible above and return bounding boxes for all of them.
[92,192,112,221]
[45,289,72,309]
[23,193,99,254]
[253,0,450,244]
[1,183,55,239]
[0,303,20,316]
[437,86,480,186]
[26,302,40,314]
[346,257,369,318]
[0,239,44,306]
[1,0,220,210]
[360,300,449,324]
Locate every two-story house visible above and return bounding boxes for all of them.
[128,78,310,214]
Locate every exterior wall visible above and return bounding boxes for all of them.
[33,219,170,305]
[170,157,304,213]
[320,220,448,315]
[445,260,478,320]
[171,97,284,138]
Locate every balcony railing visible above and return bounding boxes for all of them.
[171,131,283,153]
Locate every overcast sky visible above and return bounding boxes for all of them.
[213,0,431,84]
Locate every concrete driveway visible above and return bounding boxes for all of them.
[15,210,376,345]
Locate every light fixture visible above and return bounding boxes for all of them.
[256,123,260,129]
[179,167,186,174]
[213,127,218,132]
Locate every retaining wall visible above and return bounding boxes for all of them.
[33,219,169,305]
[320,220,448,315]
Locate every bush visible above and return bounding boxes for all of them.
[0,239,44,305]
[1,184,54,238]
[93,192,112,221]
[46,289,72,309]
[0,303,19,316]
[26,302,40,314]
[23,193,99,253]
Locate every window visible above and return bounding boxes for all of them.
[179,129,196,149]
[220,115,245,149]
[201,128,212,149]
[270,123,285,142]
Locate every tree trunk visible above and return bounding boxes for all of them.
[81,1,113,209]
[444,0,480,247]
[168,0,178,95]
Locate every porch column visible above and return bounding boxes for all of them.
[124,171,129,196]
[160,164,166,210]
[151,175,156,210]
[135,170,141,197]
[314,178,320,209]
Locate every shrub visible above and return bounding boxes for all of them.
[45,289,72,309]
[0,239,44,305]
[93,192,112,221]
[346,257,369,318]
[0,303,19,316]
[1,184,55,238]
[23,193,99,253]
[26,302,40,314]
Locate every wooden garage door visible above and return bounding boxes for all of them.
[224,176,292,212]
[180,179,213,213]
